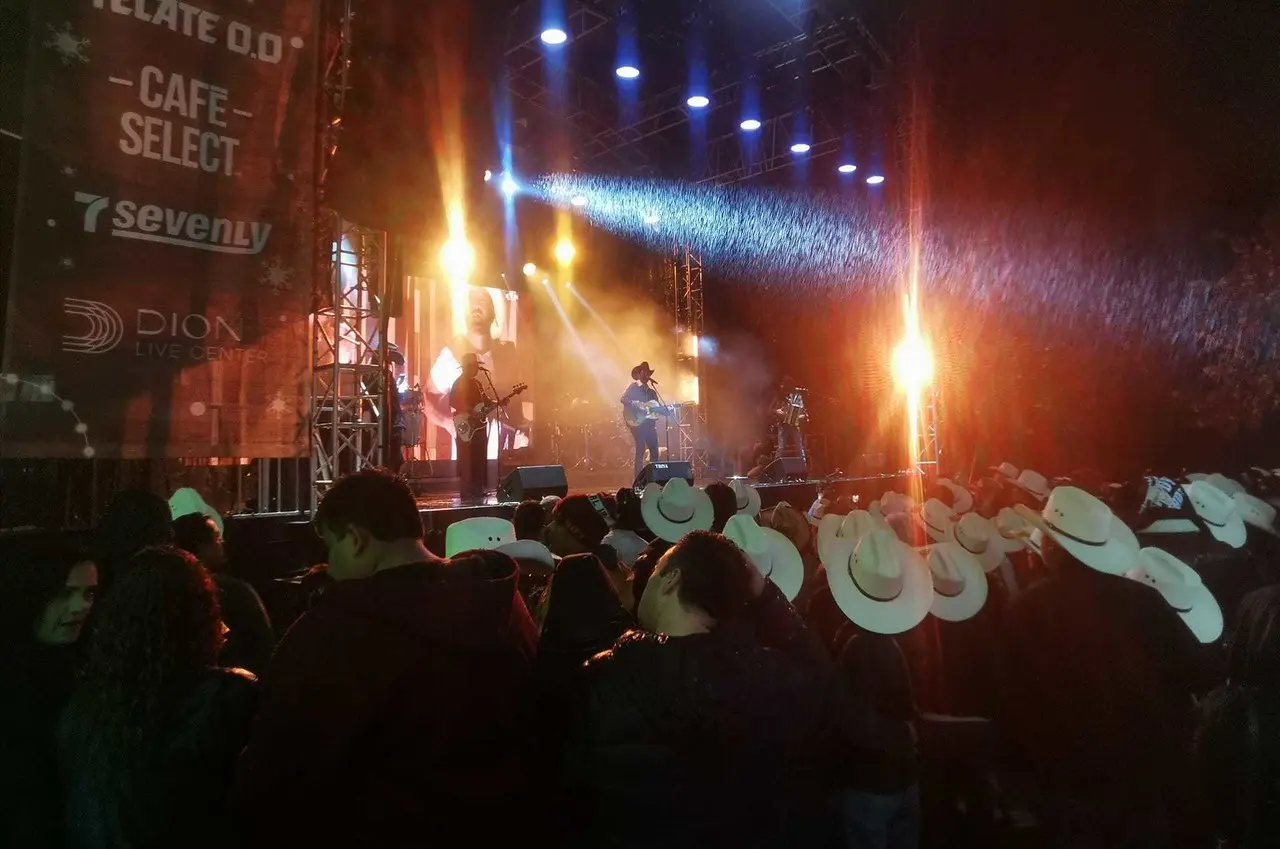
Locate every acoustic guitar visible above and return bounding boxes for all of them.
[455,383,528,443]
[622,399,693,428]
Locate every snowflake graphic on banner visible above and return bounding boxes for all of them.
[267,391,290,418]
[259,258,292,294]
[45,23,89,66]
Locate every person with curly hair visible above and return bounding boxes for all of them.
[0,542,98,849]
[57,546,257,849]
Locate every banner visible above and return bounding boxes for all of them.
[1,0,318,458]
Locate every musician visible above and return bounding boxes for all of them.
[621,362,661,479]
[771,381,807,461]
[449,354,491,502]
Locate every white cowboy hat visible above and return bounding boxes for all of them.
[724,514,805,601]
[912,498,954,544]
[540,494,563,507]
[1184,481,1247,548]
[728,478,762,517]
[951,512,1004,573]
[446,516,517,556]
[641,477,715,543]
[868,500,883,519]
[1204,473,1245,497]
[993,507,1034,554]
[496,539,558,569]
[1185,472,1210,484]
[1127,548,1223,644]
[881,492,915,516]
[816,510,886,566]
[169,487,224,535]
[1234,492,1278,535]
[1014,469,1051,501]
[938,479,975,515]
[823,527,932,635]
[992,462,1020,481]
[1014,486,1138,576]
[925,542,989,622]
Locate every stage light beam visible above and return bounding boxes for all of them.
[439,235,475,285]
[687,95,710,109]
[891,331,934,395]
[522,262,537,277]
[740,118,762,131]
[838,163,857,174]
[616,65,640,79]
[540,28,567,45]
[570,194,588,207]
[554,238,576,265]
[500,173,519,197]
[867,175,885,185]
[790,142,811,154]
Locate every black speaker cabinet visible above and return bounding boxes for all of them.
[760,456,808,484]
[498,465,569,502]
[633,461,695,489]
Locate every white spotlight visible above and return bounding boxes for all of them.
[540,28,567,45]
[790,142,811,154]
[522,262,537,277]
[739,118,762,131]
[838,163,857,174]
[686,95,710,109]
[570,195,588,207]
[615,65,640,79]
[500,173,519,197]
[643,212,660,225]
[867,175,885,185]
[483,169,493,182]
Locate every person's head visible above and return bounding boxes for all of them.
[95,489,174,584]
[1,543,98,657]
[545,493,616,557]
[614,488,647,533]
[65,547,221,779]
[765,502,812,553]
[1228,585,1280,690]
[512,500,548,541]
[630,538,672,618]
[172,512,225,570]
[313,468,425,581]
[541,553,632,648]
[637,530,754,636]
[467,288,496,334]
[703,482,738,533]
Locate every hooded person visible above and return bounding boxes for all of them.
[231,470,537,849]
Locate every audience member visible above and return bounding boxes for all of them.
[94,489,174,590]
[1193,586,1280,849]
[512,499,548,541]
[174,512,275,676]
[59,547,256,849]
[231,469,537,848]
[0,543,98,849]
[703,480,738,532]
[545,492,617,557]
[601,488,650,566]
[562,531,908,848]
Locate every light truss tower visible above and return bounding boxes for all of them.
[311,225,389,501]
[912,385,941,476]
[670,245,709,478]
[310,0,391,507]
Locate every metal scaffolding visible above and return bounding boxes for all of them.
[310,0,391,507]
[912,385,942,476]
[669,245,709,478]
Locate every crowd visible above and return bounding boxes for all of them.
[2,462,1279,849]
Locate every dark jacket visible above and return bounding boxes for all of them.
[1001,561,1201,802]
[0,646,78,849]
[832,634,919,794]
[212,573,275,677]
[230,555,538,849]
[58,667,258,849]
[1193,586,1280,849]
[562,584,910,849]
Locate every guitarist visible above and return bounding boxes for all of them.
[449,354,492,502]
[621,362,661,480]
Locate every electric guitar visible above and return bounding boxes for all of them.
[455,383,528,443]
[622,400,693,428]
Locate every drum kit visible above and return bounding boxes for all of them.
[550,395,633,471]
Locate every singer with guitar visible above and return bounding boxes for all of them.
[621,361,668,480]
[448,354,503,503]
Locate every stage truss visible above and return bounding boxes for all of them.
[911,385,942,476]
[669,245,710,478]
[310,0,391,508]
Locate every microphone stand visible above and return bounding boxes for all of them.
[649,379,671,465]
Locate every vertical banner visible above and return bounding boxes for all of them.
[1,0,317,458]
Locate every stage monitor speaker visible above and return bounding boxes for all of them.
[498,465,568,502]
[760,457,808,484]
[633,461,694,489]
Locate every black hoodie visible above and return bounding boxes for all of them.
[231,552,538,849]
